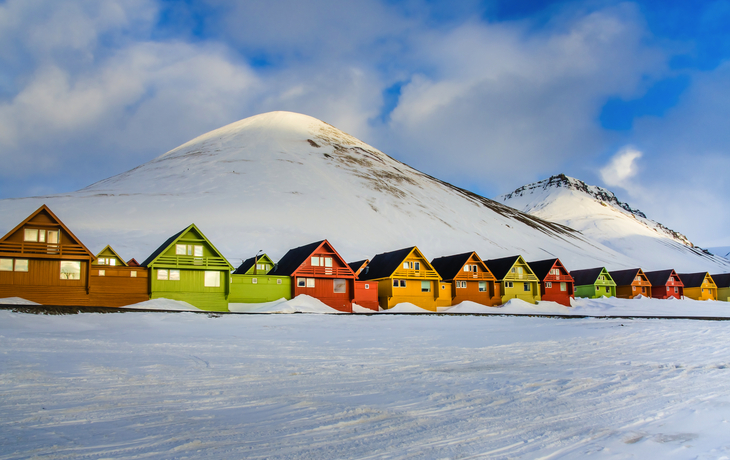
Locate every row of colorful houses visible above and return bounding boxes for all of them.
[1,205,729,312]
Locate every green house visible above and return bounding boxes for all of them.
[229,253,291,304]
[483,255,541,304]
[570,267,617,298]
[141,224,233,311]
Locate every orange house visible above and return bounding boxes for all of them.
[89,245,149,307]
[430,252,501,306]
[348,259,379,311]
[0,205,95,306]
[609,268,652,299]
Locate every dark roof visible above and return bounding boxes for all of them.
[269,240,325,276]
[141,226,187,267]
[348,259,369,278]
[609,268,642,286]
[644,270,676,286]
[677,272,710,288]
[528,258,561,281]
[483,256,520,280]
[711,273,730,288]
[233,256,257,275]
[358,247,415,281]
[430,252,473,281]
[570,267,606,286]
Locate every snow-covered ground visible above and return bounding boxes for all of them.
[2,311,730,459]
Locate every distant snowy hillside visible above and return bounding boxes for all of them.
[0,112,725,272]
[498,174,729,272]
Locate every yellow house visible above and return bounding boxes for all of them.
[678,272,717,301]
[358,246,450,311]
[712,274,730,302]
[483,255,541,304]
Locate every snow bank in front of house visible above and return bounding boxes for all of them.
[352,304,378,313]
[244,295,342,314]
[123,298,202,311]
[0,297,41,305]
[381,303,434,313]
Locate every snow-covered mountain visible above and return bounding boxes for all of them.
[498,174,729,272]
[0,112,726,272]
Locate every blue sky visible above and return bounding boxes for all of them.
[0,0,729,246]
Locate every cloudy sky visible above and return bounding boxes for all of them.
[1,0,729,247]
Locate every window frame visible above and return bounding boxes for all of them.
[204,271,220,288]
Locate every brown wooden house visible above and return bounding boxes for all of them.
[0,205,95,306]
[609,268,652,299]
[89,245,149,307]
[430,252,500,306]
[644,269,684,299]
[348,259,379,311]
[269,240,358,312]
[528,258,574,307]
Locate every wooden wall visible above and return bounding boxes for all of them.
[89,267,149,307]
[0,259,90,306]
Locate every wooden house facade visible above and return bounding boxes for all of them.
[610,269,652,299]
[89,245,149,307]
[142,224,233,311]
[348,260,379,311]
[431,252,501,306]
[229,253,291,304]
[644,270,684,300]
[570,267,616,298]
[269,240,357,312]
[711,274,730,302]
[358,247,451,311]
[678,272,717,301]
[483,256,540,304]
[528,258,574,307]
[0,205,95,306]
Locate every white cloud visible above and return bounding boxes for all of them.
[599,146,643,191]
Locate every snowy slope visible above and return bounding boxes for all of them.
[0,112,723,272]
[498,174,730,272]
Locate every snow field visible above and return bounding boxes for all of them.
[2,311,730,459]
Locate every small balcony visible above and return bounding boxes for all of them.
[0,241,89,258]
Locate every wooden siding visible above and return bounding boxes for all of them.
[89,267,149,307]
[229,274,291,303]
[376,278,444,311]
[353,280,379,311]
[492,257,540,305]
[573,268,616,299]
[293,278,354,312]
[289,241,357,313]
[450,253,500,306]
[0,259,90,305]
[150,268,229,311]
[718,287,730,302]
[537,260,574,307]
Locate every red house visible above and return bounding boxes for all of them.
[528,258,575,307]
[270,240,357,312]
[348,259,380,311]
[644,269,684,299]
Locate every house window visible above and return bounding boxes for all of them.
[277,279,282,285]
[478,281,487,292]
[456,281,466,288]
[130,271,137,278]
[60,261,81,280]
[596,286,600,291]
[324,257,333,268]
[421,281,431,292]
[550,268,560,276]
[98,270,105,276]
[14,259,28,272]
[546,282,552,288]
[506,281,514,288]
[297,278,306,287]
[194,246,203,257]
[0,259,12,271]
[157,269,168,280]
[204,271,220,287]
[635,276,641,282]
[464,265,470,272]
[674,287,678,293]
[176,244,186,255]
[523,283,531,292]
[414,262,420,270]
[560,282,567,291]
[252,278,258,284]
[24,229,39,242]
[517,267,524,275]
[109,259,116,266]
[365,284,369,289]
[47,231,59,244]
[403,262,409,269]
[399,279,406,287]
[306,278,315,288]
[169,270,180,281]
[511,267,515,273]
[333,279,346,293]
[606,286,610,293]
[632,286,636,291]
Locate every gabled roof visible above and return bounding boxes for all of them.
[483,255,522,280]
[141,223,232,269]
[570,267,609,286]
[431,252,474,281]
[0,204,94,258]
[644,269,678,286]
[528,258,571,281]
[127,258,141,267]
[95,245,128,266]
[269,240,354,277]
[348,259,369,277]
[711,273,730,288]
[233,254,274,275]
[358,247,423,281]
[677,272,713,288]
[609,268,644,286]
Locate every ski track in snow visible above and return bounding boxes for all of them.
[2,312,730,459]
